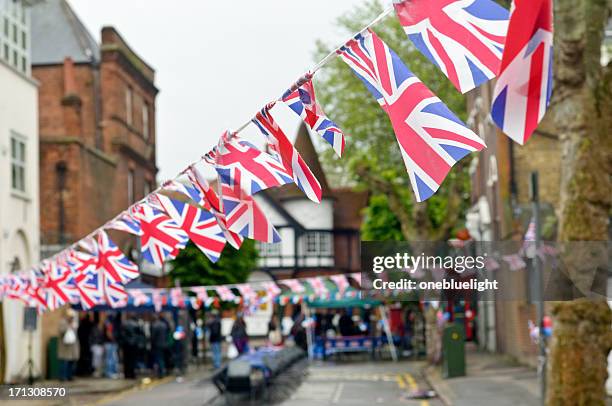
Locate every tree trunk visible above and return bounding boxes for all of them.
[547,0,612,404]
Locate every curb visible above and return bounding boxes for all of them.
[421,365,453,406]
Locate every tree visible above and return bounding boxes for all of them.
[315,0,471,241]
[546,1,612,404]
[169,240,258,287]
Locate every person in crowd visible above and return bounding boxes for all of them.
[151,314,169,378]
[103,315,119,379]
[90,319,105,378]
[135,318,147,373]
[58,308,79,381]
[230,313,249,355]
[267,315,283,346]
[291,314,308,352]
[120,313,140,379]
[172,324,187,379]
[339,309,355,336]
[76,313,93,376]
[207,310,223,369]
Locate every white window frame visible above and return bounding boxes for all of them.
[10,132,26,194]
[304,232,332,257]
[0,2,29,75]
[257,241,281,258]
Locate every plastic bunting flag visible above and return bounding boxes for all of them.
[393,0,509,93]
[337,29,485,202]
[281,75,346,156]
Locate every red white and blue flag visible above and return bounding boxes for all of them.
[156,193,226,263]
[393,0,509,93]
[101,275,129,308]
[132,203,189,266]
[43,260,77,310]
[213,138,293,195]
[185,167,244,249]
[25,269,47,312]
[67,248,102,309]
[338,29,486,202]
[95,231,139,285]
[252,105,322,203]
[221,168,281,243]
[282,78,346,156]
[491,0,553,145]
[107,212,142,235]
[215,286,236,302]
[130,289,150,307]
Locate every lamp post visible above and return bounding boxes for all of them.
[529,171,546,405]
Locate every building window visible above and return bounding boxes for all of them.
[125,86,133,125]
[127,169,135,203]
[142,103,149,139]
[304,232,332,256]
[10,135,26,193]
[257,242,281,257]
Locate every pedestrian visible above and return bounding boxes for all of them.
[103,315,119,379]
[230,313,249,355]
[267,316,283,346]
[339,309,355,336]
[290,315,308,352]
[76,313,93,376]
[151,314,169,378]
[90,319,105,378]
[206,310,223,369]
[172,324,187,379]
[120,313,140,379]
[58,308,79,381]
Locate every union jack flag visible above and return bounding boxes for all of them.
[215,286,236,302]
[306,277,328,298]
[186,167,244,249]
[214,138,293,195]
[338,30,486,202]
[132,203,189,266]
[156,193,226,263]
[190,286,209,302]
[5,273,28,302]
[491,0,553,145]
[107,212,142,235]
[73,270,102,309]
[101,274,128,308]
[170,287,185,308]
[393,0,509,93]
[252,105,322,203]
[25,269,47,312]
[236,283,258,305]
[282,77,346,156]
[130,289,150,307]
[96,231,139,284]
[152,290,165,312]
[262,281,281,301]
[221,169,281,243]
[279,278,305,293]
[186,166,221,211]
[502,254,526,271]
[330,274,350,296]
[43,260,77,310]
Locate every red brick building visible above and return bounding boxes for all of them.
[31,0,158,256]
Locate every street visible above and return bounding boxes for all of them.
[97,360,441,406]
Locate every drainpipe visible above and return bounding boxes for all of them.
[56,162,67,245]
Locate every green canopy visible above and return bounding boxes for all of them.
[306,294,382,309]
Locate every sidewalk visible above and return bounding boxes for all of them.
[423,343,540,406]
[1,365,212,406]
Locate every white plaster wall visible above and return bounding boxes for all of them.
[283,198,333,229]
[0,61,40,383]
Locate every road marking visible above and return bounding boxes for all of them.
[404,373,418,391]
[396,374,406,389]
[332,382,344,403]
